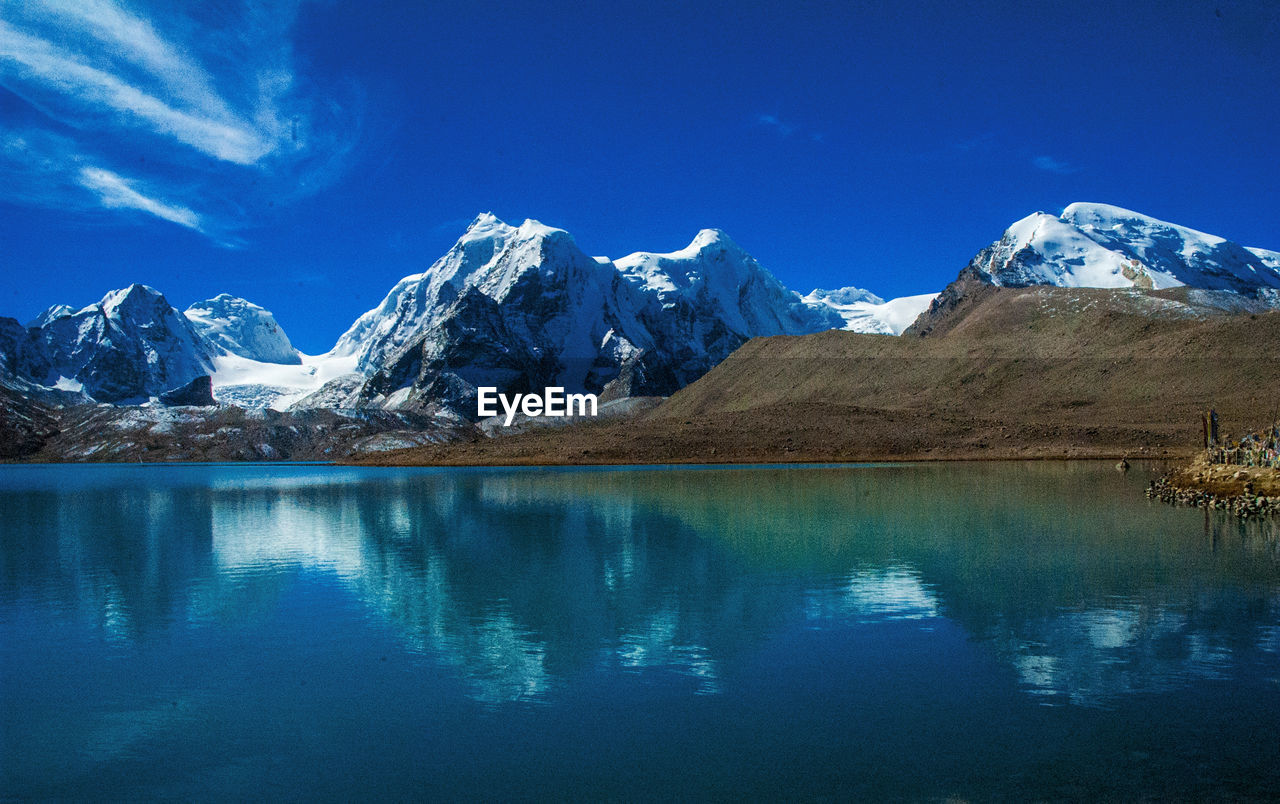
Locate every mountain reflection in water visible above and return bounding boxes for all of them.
[4,462,1278,712]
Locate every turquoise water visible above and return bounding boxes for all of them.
[3,462,1280,799]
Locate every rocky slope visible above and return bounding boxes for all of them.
[0,382,60,458]
[25,404,470,462]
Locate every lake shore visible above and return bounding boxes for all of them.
[349,408,1198,467]
[1146,456,1280,517]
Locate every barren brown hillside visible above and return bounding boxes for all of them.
[362,285,1280,466]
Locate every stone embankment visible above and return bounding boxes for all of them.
[1147,458,1280,518]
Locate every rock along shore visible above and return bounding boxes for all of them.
[1147,459,1280,519]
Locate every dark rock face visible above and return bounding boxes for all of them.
[0,316,52,385]
[902,266,998,338]
[159,375,216,407]
[0,383,59,459]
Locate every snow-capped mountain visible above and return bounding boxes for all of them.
[14,285,217,403]
[333,214,649,374]
[609,227,856,395]
[306,215,877,414]
[186,294,301,365]
[969,202,1280,294]
[805,286,884,307]
[180,293,359,410]
[804,287,939,335]
[614,228,844,336]
[1,286,327,407]
[0,285,362,410]
[313,213,655,411]
[3,216,930,413]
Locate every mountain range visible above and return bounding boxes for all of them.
[3,202,1279,460]
[1,213,938,416]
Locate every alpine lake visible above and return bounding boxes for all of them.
[3,461,1280,800]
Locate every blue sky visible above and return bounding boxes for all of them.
[2,0,1278,353]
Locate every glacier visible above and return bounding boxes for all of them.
[804,288,940,335]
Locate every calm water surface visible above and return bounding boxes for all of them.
[3,461,1280,800]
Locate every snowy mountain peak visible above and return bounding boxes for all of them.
[615,229,846,340]
[970,203,1280,294]
[29,304,74,328]
[1250,247,1280,271]
[185,294,301,365]
[467,211,501,229]
[331,212,603,370]
[805,286,885,306]
[516,217,567,241]
[613,229,747,281]
[97,283,171,316]
[689,227,737,250]
[1060,202,1225,247]
[460,213,567,245]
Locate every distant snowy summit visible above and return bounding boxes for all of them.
[969,202,1280,295]
[905,201,1280,337]
[185,294,301,365]
[803,287,939,335]
[1,286,313,407]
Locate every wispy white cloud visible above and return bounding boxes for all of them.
[77,166,201,229]
[1033,155,1079,174]
[0,0,359,242]
[20,0,237,121]
[0,19,267,163]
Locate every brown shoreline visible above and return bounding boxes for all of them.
[345,406,1197,467]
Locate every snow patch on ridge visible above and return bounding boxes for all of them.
[804,288,939,334]
[1249,247,1280,272]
